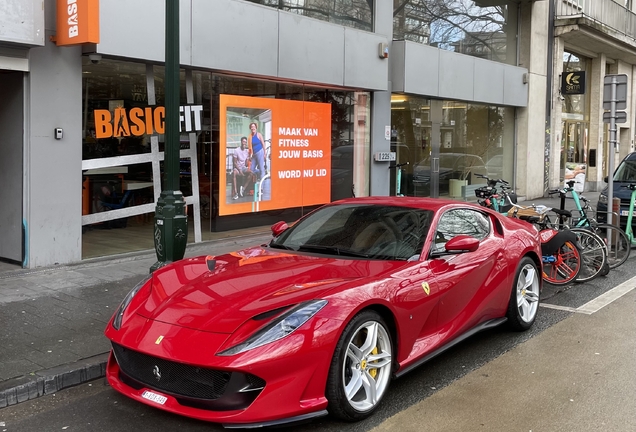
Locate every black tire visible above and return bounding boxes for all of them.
[506,257,541,331]
[570,228,608,282]
[326,311,393,422]
[592,223,630,269]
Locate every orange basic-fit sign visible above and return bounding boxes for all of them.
[56,0,100,46]
[219,95,332,216]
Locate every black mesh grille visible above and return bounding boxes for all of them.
[112,343,231,400]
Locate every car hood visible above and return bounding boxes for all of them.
[138,247,399,334]
[600,183,633,202]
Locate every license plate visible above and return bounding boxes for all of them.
[141,390,167,405]
[621,210,630,216]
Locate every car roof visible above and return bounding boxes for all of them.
[332,196,482,212]
[625,152,636,161]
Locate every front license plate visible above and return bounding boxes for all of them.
[621,210,630,216]
[141,390,167,405]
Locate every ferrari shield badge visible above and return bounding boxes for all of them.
[421,282,430,295]
[155,335,164,345]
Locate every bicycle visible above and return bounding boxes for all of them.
[619,183,636,248]
[507,204,582,286]
[547,180,629,269]
[389,162,409,197]
[522,192,609,282]
[474,174,517,213]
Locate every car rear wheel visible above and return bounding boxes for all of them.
[326,311,393,421]
[506,257,540,331]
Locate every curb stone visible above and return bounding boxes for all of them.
[0,353,109,409]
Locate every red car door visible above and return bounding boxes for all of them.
[429,208,506,340]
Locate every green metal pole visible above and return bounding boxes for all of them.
[151,0,188,272]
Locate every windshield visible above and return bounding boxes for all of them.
[270,204,433,260]
[613,160,636,182]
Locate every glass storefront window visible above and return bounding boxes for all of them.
[393,0,519,65]
[81,58,370,259]
[561,51,589,182]
[244,0,373,32]
[391,95,515,199]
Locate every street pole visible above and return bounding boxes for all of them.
[607,76,617,226]
[150,0,188,272]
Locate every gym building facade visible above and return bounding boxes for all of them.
[2,0,634,269]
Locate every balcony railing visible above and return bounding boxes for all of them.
[555,0,636,40]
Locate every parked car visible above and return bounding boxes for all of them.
[104,197,542,427]
[413,153,488,196]
[597,152,636,229]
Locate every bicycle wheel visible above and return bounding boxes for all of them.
[591,223,630,269]
[542,240,582,285]
[569,228,609,282]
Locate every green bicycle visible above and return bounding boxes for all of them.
[548,180,630,269]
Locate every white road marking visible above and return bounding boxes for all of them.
[541,275,636,315]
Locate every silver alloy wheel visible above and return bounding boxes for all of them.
[341,320,392,412]
[516,263,540,323]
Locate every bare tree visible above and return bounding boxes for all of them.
[393,0,511,62]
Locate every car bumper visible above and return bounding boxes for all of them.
[596,201,635,229]
[105,314,341,426]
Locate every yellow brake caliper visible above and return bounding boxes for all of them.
[369,347,378,379]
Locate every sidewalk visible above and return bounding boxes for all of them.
[0,191,601,409]
[0,231,272,408]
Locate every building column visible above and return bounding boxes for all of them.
[368,0,393,196]
[516,1,549,200]
[588,53,607,191]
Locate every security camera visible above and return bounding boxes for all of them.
[558,95,565,102]
[89,54,101,64]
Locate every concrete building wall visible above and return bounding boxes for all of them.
[516,1,549,200]
[25,0,83,267]
[96,0,389,91]
[391,41,528,107]
[0,0,45,46]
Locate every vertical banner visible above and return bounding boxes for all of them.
[219,95,331,216]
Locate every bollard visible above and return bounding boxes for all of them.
[612,197,621,227]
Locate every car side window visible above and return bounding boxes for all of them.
[433,209,491,252]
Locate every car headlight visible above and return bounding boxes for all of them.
[598,193,608,205]
[112,274,152,330]
[218,300,327,356]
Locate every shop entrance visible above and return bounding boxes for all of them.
[0,71,24,265]
[560,120,588,184]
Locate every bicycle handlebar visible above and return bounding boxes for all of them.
[388,162,409,169]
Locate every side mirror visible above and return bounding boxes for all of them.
[603,176,609,183]
[271,221,289,237]
[445,235,479,253]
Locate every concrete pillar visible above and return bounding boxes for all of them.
[516,1,549,200]
[369,0,393,196]
[588,53,607,191]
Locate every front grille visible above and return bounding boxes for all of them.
[112,343,231,400]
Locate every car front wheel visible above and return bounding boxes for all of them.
[506,257,540,331]
[326,311,393,421]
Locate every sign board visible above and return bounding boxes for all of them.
[56,0,100,46]
[603,74,628,110]
[561,71,586,95]
[373,152,396,162]
[603,111,627,123]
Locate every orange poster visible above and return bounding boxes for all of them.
[219,95,331,216]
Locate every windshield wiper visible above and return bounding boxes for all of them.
[297,244,370,258]
[268,243,297,251]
